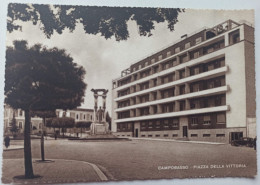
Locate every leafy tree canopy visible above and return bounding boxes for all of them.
[75,121,92,128]
[5,40,87,111]
[7,3,184,41]
[47,117,75,128]
[30,110,56,119]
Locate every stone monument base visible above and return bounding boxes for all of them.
[90,122,110,135]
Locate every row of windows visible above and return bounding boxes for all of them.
[130,36,203,73]
[116,25,240,89]
[116,37,225,88]
[191,134,225,137]
[117,57,225,98]
[56,111,93,121]
[138,133,225,138]
[140,118,180,131]
[117,95,226,119]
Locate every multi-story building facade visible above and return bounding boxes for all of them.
[111,20,255,143]
[3,105,94,135]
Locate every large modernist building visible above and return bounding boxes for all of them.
[111,20,255,143]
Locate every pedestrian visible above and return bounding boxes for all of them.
[54,132,57,140]
[253,137,257,150]
[4,135,10,149]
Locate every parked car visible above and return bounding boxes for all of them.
[231,137,254,147]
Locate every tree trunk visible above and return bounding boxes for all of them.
[41,133,45,161]
[40,117,45,161]
[24,109,34,178]
[81,128,82,137]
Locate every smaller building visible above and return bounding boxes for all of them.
[3,105,43,135]
[3,105,94,136]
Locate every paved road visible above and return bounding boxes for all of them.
[2,139,257,181]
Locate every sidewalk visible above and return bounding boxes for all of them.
[130,137,226,145]
[2,158,108,184]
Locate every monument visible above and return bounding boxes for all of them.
[90,89,110,135]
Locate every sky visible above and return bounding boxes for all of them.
[6,8,254,114]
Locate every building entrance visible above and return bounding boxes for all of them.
[135,129,139,137]
[183,126,188,137]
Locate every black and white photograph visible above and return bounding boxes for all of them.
[0,0,259,185]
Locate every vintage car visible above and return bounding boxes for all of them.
[231,137,254,147]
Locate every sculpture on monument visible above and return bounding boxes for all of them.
[90,89,109,135]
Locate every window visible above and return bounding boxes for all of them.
[172,134,178,137]
[19,121,23,129]
[179,70,186,79]
[172,119,179,127]
[153,65,159,73]
[167,51,171,57]
[164,134,169,137]
[175,47,180,53]
[179,101,185,111]
[216,134,225,137]
[127,123,132,130]
[19,110,23,116]
[203,115,211,125]
[217,113,226,124]
[191,134,198,137]
[195,37,202,44]
[229,29,240,45]
[163,119,169,129]
[185,42,191,49]
[113,82,117,89]
[203,134,211,137]
[191,117,198,126]
[193,51,200,59]
[158,55,163,60]
[179,85,186,95]
[83,114,86,120]
[151,58,155,64]
[145,61,149,66]
[139,65,142,69]
[148,122,153,129]
[76,114,79,120]
[155,121,161,128]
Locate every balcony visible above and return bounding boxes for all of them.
[115,65,228,102]
[115,85,229,112]
[115,105,230,123]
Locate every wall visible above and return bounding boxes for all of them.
[225,41,247,128]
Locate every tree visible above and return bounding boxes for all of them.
[10,110,18,137]
[75,121,92,137]
[30,110,56,161]
[47,117,75,137]
[7,4,184,41]
[5,40,86,178]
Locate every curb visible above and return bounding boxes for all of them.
[58,159,108,181]
[130,137,226,145]
[3,147,24,151]
[3,158,109,181]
